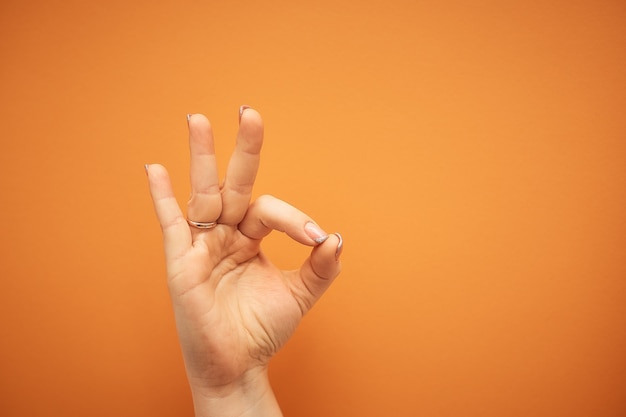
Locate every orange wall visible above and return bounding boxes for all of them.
[1,1,625,416]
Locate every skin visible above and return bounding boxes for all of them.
[146,108,342,417]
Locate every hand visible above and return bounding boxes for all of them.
[146,108,342,417]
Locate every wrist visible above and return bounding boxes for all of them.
[188,367,282,417]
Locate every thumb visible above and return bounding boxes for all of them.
[293,233,343,313]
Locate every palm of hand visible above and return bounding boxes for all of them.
[169,227,303,387]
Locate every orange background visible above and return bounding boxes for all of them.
[1,0,625,416]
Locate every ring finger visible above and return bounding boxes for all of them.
[186,113,222,224]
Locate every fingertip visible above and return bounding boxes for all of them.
[294,232,342,307]
[187,114,213,149]
[237,107,264,143]
[187,113,210,128]
[334,232,344,260]
[239,105,250,124]
[304,221,330,245]
[310,233,343,280]
[146,164,175,198]
[147,163,167,179]
[239,106,261,123]
[317,232,343,258]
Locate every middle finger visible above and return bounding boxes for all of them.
[218,106,263,225]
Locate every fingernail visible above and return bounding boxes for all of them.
[334,233,343,259]
[144,164,150,175]
[304,221,329,244]
[239,105,251,124]
[186,113,192,123]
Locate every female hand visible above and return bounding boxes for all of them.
[146,107,342,417]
